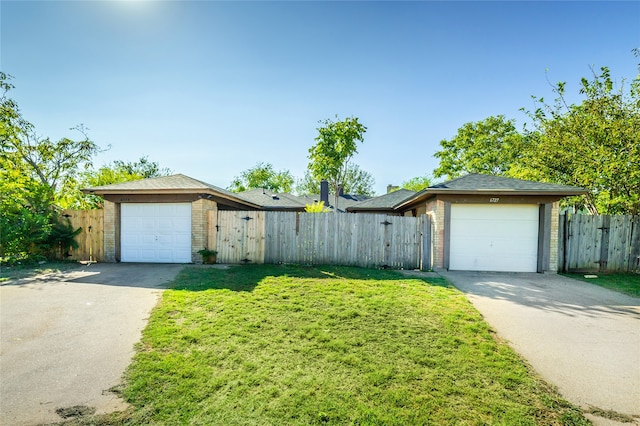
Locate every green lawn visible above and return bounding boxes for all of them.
[95,264,585,426]
[565,273,640,297]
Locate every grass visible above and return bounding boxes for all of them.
[0,260,83,283]
[564,273,640,297]
[90,264,586,426]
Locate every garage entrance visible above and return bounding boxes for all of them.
[449,204,539,272]
[121,203,192,263]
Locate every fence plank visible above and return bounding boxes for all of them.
[560,214,637,273]
[629,216,640,273]
[61,209,104,262]
[222,212,423,269]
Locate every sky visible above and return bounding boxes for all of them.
[1,1,639,195]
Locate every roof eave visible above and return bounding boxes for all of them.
[426,189,589,196]
[82,187,262,209]
[346,207,396,212]
[394,189,587,211]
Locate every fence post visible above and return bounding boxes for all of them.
[597,215,611,272]
[562,213,569,273]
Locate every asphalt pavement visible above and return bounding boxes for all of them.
[0,263,183,426]
[440,271,640,426]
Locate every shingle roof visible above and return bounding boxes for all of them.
[395,173,588,210]
[347,189,417,211]
[84,174,231,194]
[428,173,588,193]
[298,194,370,213]
[83,174,260,208]
[237,189,307,210]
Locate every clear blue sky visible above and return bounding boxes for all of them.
[2,1,638,194]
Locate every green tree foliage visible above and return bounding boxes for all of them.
[433,115,525,180]
[60,156,172,209]
[297,164,375,196]
[0,163,54,262]
[0,72,101,262]
[400,175,433,192]
[431,60,639,215]
[519,66,640,215]
[228,162,294,193]
[307,116,368,206]
[1,73,101,201]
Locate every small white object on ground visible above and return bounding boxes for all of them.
[583,274,598,279]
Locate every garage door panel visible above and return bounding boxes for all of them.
[121,203,192,263]
[450,204,539,272]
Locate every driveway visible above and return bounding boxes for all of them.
[0,263,183,426]
[440,271,640,425]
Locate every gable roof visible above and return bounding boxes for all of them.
[83,174,261,209]
[396,173,588,210]
[347,189,417,212]
[237,188,307,210]
[428,174,588,193]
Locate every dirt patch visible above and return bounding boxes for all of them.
[586,406,639,423]
[55,405,96,419]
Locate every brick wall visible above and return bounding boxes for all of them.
[422,199,446,269]
[191,198,218,263]
[103,200,116,262]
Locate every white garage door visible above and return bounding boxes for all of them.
[121,203,192,263]
[449,204,539,272]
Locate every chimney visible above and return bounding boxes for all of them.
[320,180,329,205]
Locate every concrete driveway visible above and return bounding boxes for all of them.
[0,263,183,426]
[440,271,640,425]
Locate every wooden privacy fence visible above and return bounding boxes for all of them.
[558,214,640,273]
[212,211,432,270]
[61,209,104,262]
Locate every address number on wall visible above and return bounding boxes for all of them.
[489,197,500,203]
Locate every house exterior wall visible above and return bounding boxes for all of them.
[191,198,218,263]
[101,198,219,264]
[408,196,562,272]
[103,200,116,262]
[423,199,446,269]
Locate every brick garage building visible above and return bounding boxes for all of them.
[86,174,261,264]
[391,174,586,273]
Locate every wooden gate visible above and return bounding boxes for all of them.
[215,211,266,264]
[60,209,105,262]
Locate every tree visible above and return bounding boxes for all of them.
[1,72,101,262]
[0,160,54,262]
[519,65,640,215]
[297,163,375,196]
[307,116,367,207]
[228,162,294,193]
[59,156,173,209]
[1,73,102,201]
[433,115,525,180]
[431,60,639,215]
[400,175,433,192]
[111,156,172,179]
